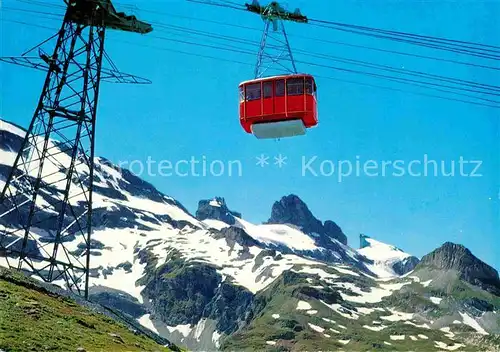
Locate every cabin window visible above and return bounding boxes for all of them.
[305,78,313,94]
[275,79,285,96]
[239,86,245,102]
[287,78,304,95]
[263,81,273,98]
[245,83,261,101]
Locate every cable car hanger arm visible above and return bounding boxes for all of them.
[244,1,307,23]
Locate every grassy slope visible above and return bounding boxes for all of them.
[0,268,171,352]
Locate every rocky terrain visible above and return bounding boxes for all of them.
[1,118,499,351]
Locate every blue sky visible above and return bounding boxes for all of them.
[1,0,499,270]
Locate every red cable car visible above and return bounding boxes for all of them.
[239,74,318,139]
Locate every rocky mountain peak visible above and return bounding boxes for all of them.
[267,194,348,245]
[268,194,316,227]
[195,197,242,225]
[360,234,370,249]
[419,242,500,295]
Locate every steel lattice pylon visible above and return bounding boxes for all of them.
[0,0,151,299]
[246,1,308,78]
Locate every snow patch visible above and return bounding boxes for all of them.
[308,323,324,333]
[459,312,488,335]
[167,324,192,338]
[88,228,150,303]
[296,300,312,310]
[381,309,413,322]
[209,199,222,207]
[421,279,432,287]
[405,321,431,329]
[320,301,359,320]
[194,319,207,341]
[202,219,230,230]
[212,331,222,348]
[333,266,360,277]
[363,324,386,331]
[430,296,443,305]
[337,280,410,304]
[234,217,318,251]
[138,314,159,334]
[0,120,26,137]
[440,327,455,338]
[356,307,376,315]
[435,341,465,350]
[390,335,405,340]
[363,325,387,331]
[293,266,339,282]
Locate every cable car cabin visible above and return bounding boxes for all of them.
[239,74,318,139]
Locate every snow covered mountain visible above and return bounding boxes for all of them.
[358,234,420,278]
[199,194,369,270]
[1,118,499,351]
